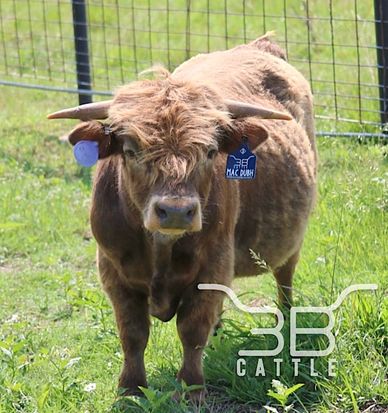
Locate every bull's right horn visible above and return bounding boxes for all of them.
[47,100,113,120]
[225,99,292,120]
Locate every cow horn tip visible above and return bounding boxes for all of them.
[279,112,293,121]
[47,110,68,120]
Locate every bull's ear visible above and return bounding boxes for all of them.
[67,121,121,158]
[218,120,268,153]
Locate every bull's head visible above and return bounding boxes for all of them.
[48,77,291,236]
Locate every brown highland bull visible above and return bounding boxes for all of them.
[48,34,317,399]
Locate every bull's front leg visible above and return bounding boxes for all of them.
[98,250,150,395]
[176,253,232,399]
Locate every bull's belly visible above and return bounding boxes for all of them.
[234,246,265,276]
[234,237,297,277]
[233,215,307,276]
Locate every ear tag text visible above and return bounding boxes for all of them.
[73,140,99,167]
[225,138,256,180]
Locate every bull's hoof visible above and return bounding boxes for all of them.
[187,388,207,404]
[172,387,207,404]
[118,371,147,397]
[117,386,145,397]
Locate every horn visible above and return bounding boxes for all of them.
[47,100,113,120]
[225,99,292,120]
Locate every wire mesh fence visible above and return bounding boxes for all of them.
[0,0,387,135]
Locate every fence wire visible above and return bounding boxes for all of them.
[0,0,386,134]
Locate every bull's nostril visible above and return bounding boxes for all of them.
[186,208,196,219]
[155,205,167,220]
[152,199,199,229]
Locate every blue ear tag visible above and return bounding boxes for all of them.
[225,138,256,180]
[73,140,99,167]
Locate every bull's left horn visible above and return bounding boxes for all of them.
[225,99,292,120]
[47,100,113,120]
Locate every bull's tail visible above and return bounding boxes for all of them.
[249,32,287,61]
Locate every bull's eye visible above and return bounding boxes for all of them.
[123,139,139,159]
[124,148,136,158]
[207,148,218,160]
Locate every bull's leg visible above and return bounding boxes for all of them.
[98,251,149,395]
[213,300,224,336]
[273,250,300,307]
[176,288,225,397]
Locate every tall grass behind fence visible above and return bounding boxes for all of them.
[0,0,384,134]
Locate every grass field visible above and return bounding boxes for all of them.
[0,85,387,413]
[0,1,388,412]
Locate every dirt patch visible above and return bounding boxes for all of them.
[0,257,29,275]
[0,262,20,275]
[203,390,261,413]
[361,402,388,413]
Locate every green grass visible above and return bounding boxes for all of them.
[0,1,388,410]
[0,82,387,412]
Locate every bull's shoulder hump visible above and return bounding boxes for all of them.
[172,47,305,88]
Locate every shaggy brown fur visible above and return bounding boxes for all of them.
[109,75,232,183]
[65,33,317,399]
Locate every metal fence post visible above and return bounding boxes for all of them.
[71,0,92,105]
[374,0,388,126]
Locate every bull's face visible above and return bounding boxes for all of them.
[48,76,291,236]
[122,152,211,235]
[120,133,218,236]
[111,82,229,236]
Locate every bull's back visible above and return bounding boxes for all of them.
[172,42,312,110]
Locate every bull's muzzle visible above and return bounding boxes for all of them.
[145,196,202,235]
